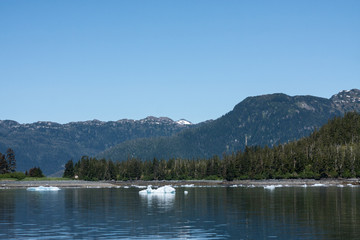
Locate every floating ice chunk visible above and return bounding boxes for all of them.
[27,186,60,191]
[132,185,147,189]
[181,184,195,188]
[264,185,276,190]
[156,185,175,193]
[312,184,326,187]
[139,185,176,195]
[139,186,175,210]
[264,185,282,190]
[337,185,344,188]
[184,191,189,195]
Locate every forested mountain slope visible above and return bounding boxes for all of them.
[99,89,360,162]
[0,117,192,175]
[1,89,359,175]
[71,112,360,181]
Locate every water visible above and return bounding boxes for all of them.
[0,185,360,239]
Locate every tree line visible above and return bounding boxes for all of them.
[64,112,360,181]
[0,148,16,174]
[0,149,44,179]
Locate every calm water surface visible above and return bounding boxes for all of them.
[0,186,359,239]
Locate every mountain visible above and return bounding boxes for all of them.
[1,89,359,176]
[98,89,360,162]
[0,117,193,175]
[331,89,360,112]
[69,112,360,181]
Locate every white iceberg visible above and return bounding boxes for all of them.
[27,186,60,191]
[139,185,176,195]
[312,183,326,187]
[264,185,276,190]
[264,185,282,190]
[139,185,176,211]
[132,185,147,189]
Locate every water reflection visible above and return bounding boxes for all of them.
[0,186,359,239]
[139,192,175,211]
[0,189,16,239]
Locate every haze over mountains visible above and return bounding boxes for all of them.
[1,89,359,175]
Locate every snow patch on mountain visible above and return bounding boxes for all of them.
[176,119,192,125]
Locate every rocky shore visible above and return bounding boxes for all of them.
[1,178,360,189]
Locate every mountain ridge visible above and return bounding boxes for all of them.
[98,89,360,162]
[0,116,194,175]
[1,89,359,175]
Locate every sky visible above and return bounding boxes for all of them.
[0,1,359,124]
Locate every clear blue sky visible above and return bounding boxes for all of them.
[1,1,359,124]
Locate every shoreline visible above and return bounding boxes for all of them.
[1,178,360,189]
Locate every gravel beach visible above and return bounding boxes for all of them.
[1,178,359,189]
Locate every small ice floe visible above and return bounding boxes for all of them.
[27,186,60,191]
[184,191,189,195]
[264,185,282,190]
[140,186,176,210]
[139,185,176,195]
[301,184,308,188]
[230,185,238,188]
[181,184,195,188]
[347,184,356,187]
[132,185,147,189]
[337,185,344,188]
[312,184,326,187]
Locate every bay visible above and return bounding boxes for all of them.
[0,185,359,239]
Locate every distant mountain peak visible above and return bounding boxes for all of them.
[331,89,360,112]
[331,89,360,102]
[140,116,175,125]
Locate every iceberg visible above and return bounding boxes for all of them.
[264,185,282,190]
[139,185,176,195]
[27,186,60,191]
[312,184,326,187]
[264,185,276,190]
[139,185,176,210]
[131,185,147,189]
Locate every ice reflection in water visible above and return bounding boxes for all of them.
[139,186,176,211]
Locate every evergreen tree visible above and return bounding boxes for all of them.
[63,159,75,178]
[0,153,8,174]
[29,167,44,178]
[6,148,16,173]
